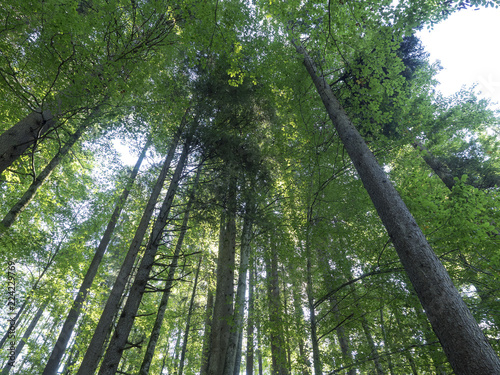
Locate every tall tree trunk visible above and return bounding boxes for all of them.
[76,115,187,375]
[294,41,500,374]
[224,199,253,375]
[0,122,89,233]
[305,251,322,375]
[42,137,151,375]
[413,141,456,191]
[139,165,200,375]
[265,239,289,375]
[178,255,203,375]
[246,262,255,375]
[1,298,49,374]
[200,288,214,375]
[0,109,56,175]
[97,139,190,375]
[380,308,395,375]
[360,315,384,375]
[207,175,237,375]
[291,281,312,375]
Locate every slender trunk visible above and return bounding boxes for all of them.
[1,299,48,374]
[393,313,418,375]
[0,123,88,233]
[139,165,200,375]
[76,116,187,375]
[380,309,395,375]
[413,141,455,191]
[265,241,289,375]
[178,255,203,375]
[98,139,190,375]
[207,175,237,375]
[246,260,255,375]
[360,316,384,375]
[224,201,253,375]
[42,137,150,375]
[291,282,312,375]
[0,109,56,175]
[294,41,500,374]
[233,324,244,375]
[306,253,322,375]
[200,288,214,375]
[280,267,292,374]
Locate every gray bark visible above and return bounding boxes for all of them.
[207,176,237,375]
[306,253,322,375]
[246,261,255,375]
[265,240,289,375]
[360,316,384,375]
[98,139,190,375]
[224,201,253,375]
[42,138,150,375]
[413,141,455,191]
[200,288,214,375]
[139,166,201,375]
[76,116,186,375]
[178,255,203,375]
[0,109,56,175]
[0,123,88,233]
[294,41,500,374]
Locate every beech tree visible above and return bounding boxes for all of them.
[1,0,500,374]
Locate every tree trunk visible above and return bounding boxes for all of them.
[178,254,203,375]
[246,261,255,375]
[0,109,56,176]
[1,298,48,374]
[206,175,237,375]
[139,165,200,375]
[294,41,500,375]
[305,253,322,375]
[291,281,312,375]
[360,315,384,375]
[42,137,150,375]
[224,200,253,375]
[97,139,190,375]
[0,122,89,233]
[265,239,289,375]
[380,309,395,375]
[413,141,456,191]
[76,116,187,375]
[200,288,214,375]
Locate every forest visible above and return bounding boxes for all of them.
[1,0,500,374]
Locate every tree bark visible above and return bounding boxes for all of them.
[0,122,89,233]
[223,199,253,375]
[305,251,322,375]
[76,116,186,375]
[413,141,456,191]
[200,288,214,375]
[265,239,289,375]
[42,137,150,375]
[294,41,500,375]
[0,109,56,176]
[206,175,237,375]
[138,165,200,375]
[178,254,203,375]
[97,139,190,375]
[246,260,255,375]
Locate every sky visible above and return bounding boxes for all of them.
[417,6,500,109]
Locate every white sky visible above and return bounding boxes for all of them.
[418,7,500,109]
